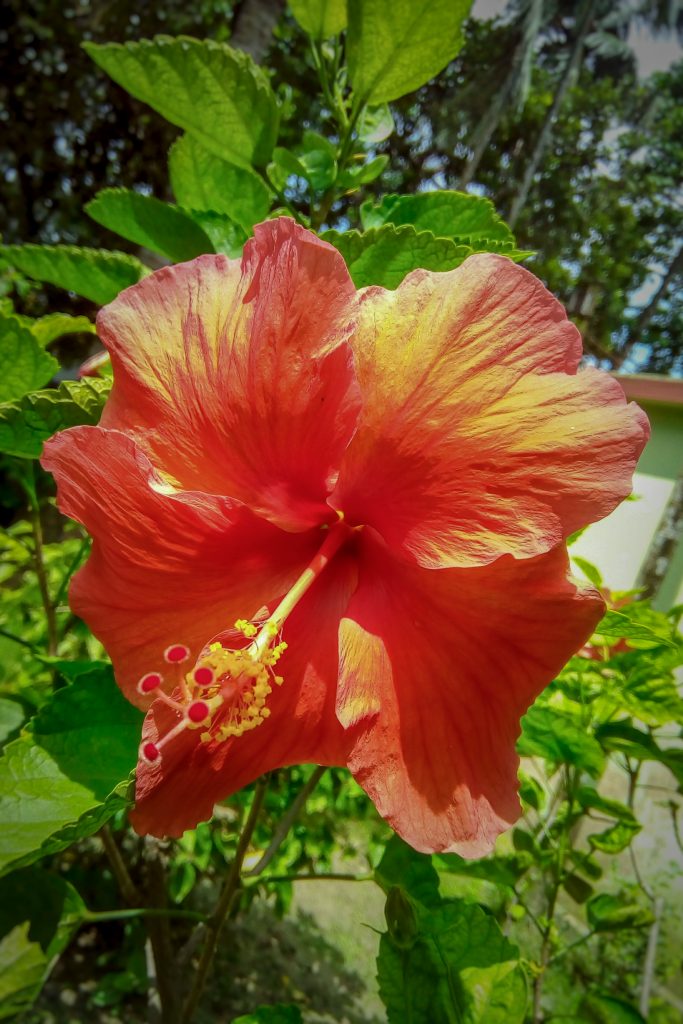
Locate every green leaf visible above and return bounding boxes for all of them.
[518,704,605,777]
[321,225,472,288]
[621,666,683,726]
[85,188,214,262]
[576,787,638,823]
[168,134,271,231]
[360,190,515,243]
[289,0,347,38]
[594,610,675,647]
[0,378,111,459]
[0,699,25,750]
[572,556,604,588]
[189,212,248,258]
[377,898,525,1024]
[84,37,279,170]
[232,1006,303,1024]
[580,992,646,1023]
[0,666,143,876]
[588,819,642,854]
[0,316,58,403]
[0,868,86,962]
[338,154,389,188]
[357,104,395,143]
[0,244,148,304]
[595,721,683,785]
[32,665,143,802]
[23,313,95,348]
[435,851,531,892]
[375,835,440,908]
[347,0,471,104]
[0,924,47,1021]
[518,772,546,811]
[563,872,594,904]
[586,894,654,932]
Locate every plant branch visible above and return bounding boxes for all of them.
[181,777,269,1023]
[100,825,141,906]
[246,765,326,877]
[27,480,58,657]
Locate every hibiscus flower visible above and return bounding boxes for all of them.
[42,218,648,855]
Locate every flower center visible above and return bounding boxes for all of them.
[138,516,352,765]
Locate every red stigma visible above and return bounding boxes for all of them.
[164,643,190,664]
[141,741,160,762]
[137,671,163,694]
[187,700,210,724]
[193,665,214,687]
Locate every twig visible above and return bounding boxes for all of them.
[181,777,269,1023]
[256,871,374,883]
[246,765,326,877]
[640,897,664,1017]
[100,825,140,906]
[143,838,181,1024]
[28,489,58,656]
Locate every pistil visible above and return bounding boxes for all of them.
[138,516,352,765]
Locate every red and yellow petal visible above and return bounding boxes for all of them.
[338,530,604,856]
[41,426,320,708]
[131,550,359,837]
[99,218,361,532]
[332,255,648,567]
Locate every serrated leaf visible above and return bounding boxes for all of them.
[0,924,47,1020]
[580,992,646,1023]
[347,0,471,104]
[232,1005,303,1024]
[321,225,472,288]
[20,313,95,348]
[0,666,143,876]
[0,699,25,750]
[577,787,637,823]
[588,819,642,854]
[518,704,605,777]
[586,894,653,932]
[0,316,58,403]
[186,211,248,258]
[0,868,86,962]
[289,0,347,38]
[0,245,148,304]
[0,378,111,459]
[85,36,279,169]
[594,610,675,647]
[375,835,440,908]
[621,668,683,726]
[360,190,514,243]
[338,154,388,188]
[168,134,271,231]
[595,721,683,785]
[377,898,524,1024]
[85,188,214,262]
[357,104,395,143]
[572,556,604,588]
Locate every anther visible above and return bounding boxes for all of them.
[137,671,163,695]
[187,700,210,724]
[192,665,215,687]
[140,741,160,763]
[164,643,190,664]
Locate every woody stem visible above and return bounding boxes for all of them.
[180,776,269,1022]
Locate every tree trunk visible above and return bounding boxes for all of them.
[458,0,544,189]
[612,245,683,369]
[507,0,598,229]
[231,0,285,64]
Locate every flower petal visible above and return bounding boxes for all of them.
[98,218,361,531]
[338,530,604,856]
[41,426,320,708]
[332,255,648,567]
[131,550,358,837]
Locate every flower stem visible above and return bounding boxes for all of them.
[181,776,269,1023]
[26,473,58,657]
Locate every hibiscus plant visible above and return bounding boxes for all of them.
[0,2,681,1023]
